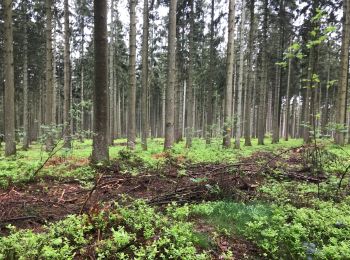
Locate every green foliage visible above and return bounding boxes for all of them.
[0,215,92,260]
[0,155,40,188]
[245,201,350,259]
[0,200,209,259]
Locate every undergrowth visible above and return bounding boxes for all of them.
[0,200,208,259]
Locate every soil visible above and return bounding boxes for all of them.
[0,147,327,259]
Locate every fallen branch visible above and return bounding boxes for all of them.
[32,140,65,177]
[80,174,103,214]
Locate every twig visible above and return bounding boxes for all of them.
[79,174,103,214]
[256,145,305,175]
[0,216,37,223]
[32,140,65,177]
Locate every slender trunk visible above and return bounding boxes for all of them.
[45,0,54,151]
[335,0,350,145]
[141,0,149,150]
[235,0,245,149]
[23,2,29,150]
[127,0,137,149]
[284,53,292,141]
[272,0,284,144]
[244,0,255,146]
[80,9,85,142]
[258,0,268,145]
[91,0,109,163]
[63,0,72,148]
[186,0,194,148]
[164,0,177,150]
[223,0,236,148]
[4,0,16,156]
[206,0,215,144]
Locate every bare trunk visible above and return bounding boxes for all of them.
[127,0,137,149]
[186,0,194,148]
[223,0,236,148]
[45,0,54,151]
[244,0,255,146]
[258,0,268,145]
[164,0,177,150]
[63,0,72,148]
[206,0,215,144]
[235,0,245,149]
[91,0,109,163]
[4,0,16,156]
[141,0,149,150]
[335,0,350,145]
[23,3,29,150]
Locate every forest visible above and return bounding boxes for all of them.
[0,0,350,258]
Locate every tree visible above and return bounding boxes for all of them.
[3,0,16,156]
[22,0,30,150]
[186,0,195,148]
[206,0,215,144]
[164,0,177,150]
[63,0,72,148]
[235,0,246,149]
[244,0,255,146]
[91,0,109,163]
[141,0,149,150]
[127,0,137,150]
[335,0,350,146]
[45,0,54,151]
[223,0,236,148]
[257,0,268,145]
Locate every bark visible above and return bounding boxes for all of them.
[63,0,72,148]
[80,5,85,142]
[284,54,292,141]
[235,0,245,149]
[23,1,29,150]
[258,0,268,145]
[186,0,194,148]
[223,0,236,148]
[335,0,350,145]
[109,0,115,145]
[45,0,54,151]
[303,47,314,144]
[244,0,255,146]
[127,0,137,150]
[206,0,215,144]
[164,0,177,150]
[141,0,149,150]
[91,0,109,163]
[4,0,16,156]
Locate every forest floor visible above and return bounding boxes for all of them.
[0,138,350,259]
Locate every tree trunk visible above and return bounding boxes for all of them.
[23,2,29,150]
[45,0,54,151]
[244,0,255,146]
[206,0,215,144]
[63,0,72,148]
[186,0,194,148]
[108,0,115,145]
[335,0,350,145]
[223,0,236,148]
[164,0,177,150]
[258,0,268,145]
[127,0,137,150]
[141,0,149,150]
[284,53,292,141]
[91,0,109,163]
[235,0,245,149]
[3,0,16,156]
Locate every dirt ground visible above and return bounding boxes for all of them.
[0,147,326,258]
